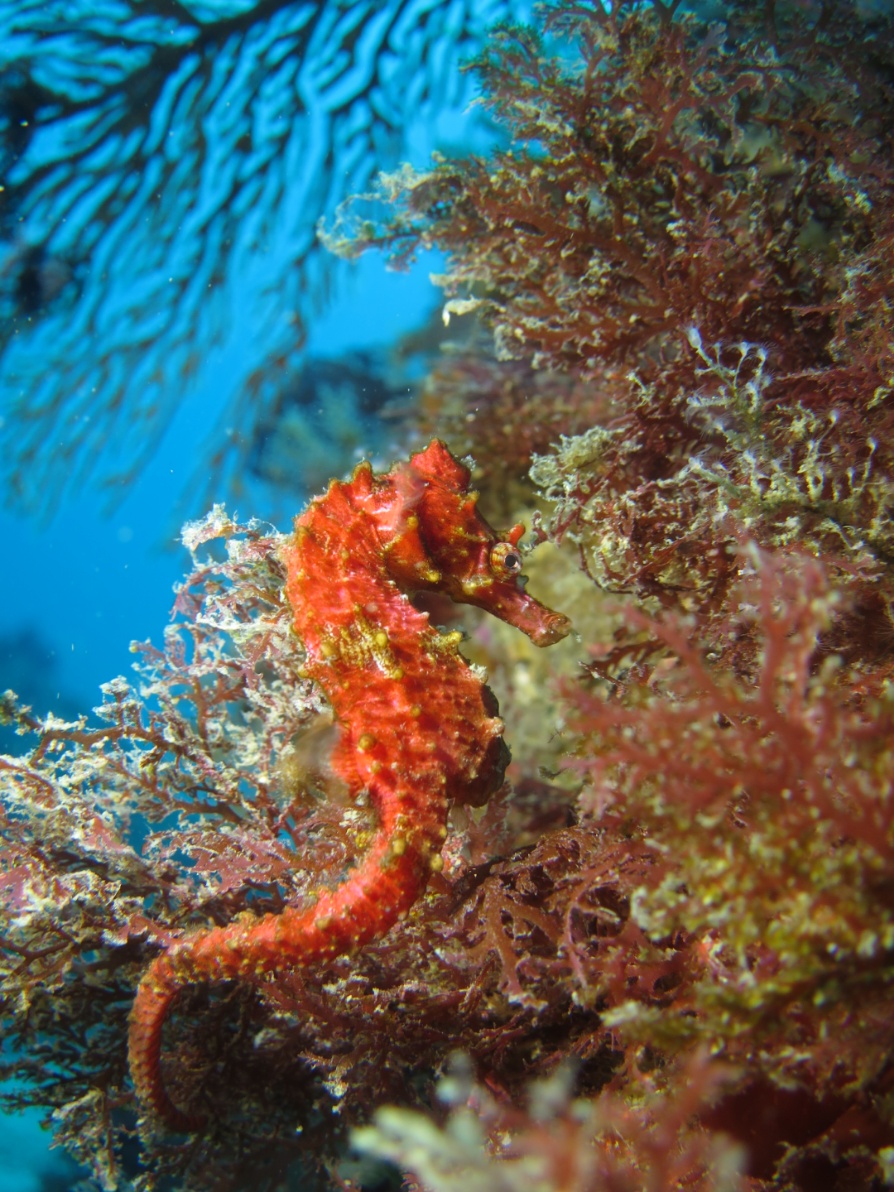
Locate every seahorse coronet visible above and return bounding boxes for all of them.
[127,438,570,1131]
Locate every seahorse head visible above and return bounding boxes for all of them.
[372,439,571,647]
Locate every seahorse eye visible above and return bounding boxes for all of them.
[490,542,523,577]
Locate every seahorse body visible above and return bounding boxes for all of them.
[128,439,570,1129]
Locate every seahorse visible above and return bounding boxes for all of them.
[128,439,570,1129]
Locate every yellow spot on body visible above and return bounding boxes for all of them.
[429,854,444,873]
[369,760,383,774]
[423,568,441,583]
[320,642,337,659]
[391,836,407,856]
[315,915,333,931]
[406,514,419,530]
[409,704,421,717]
[358,733,376,751]
[374,630,388,647]
[462,577,491,595]
[392,667,405,680]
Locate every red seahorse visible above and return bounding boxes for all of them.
[128,439,570,1129]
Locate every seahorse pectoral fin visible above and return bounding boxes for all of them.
[457,732,510,806]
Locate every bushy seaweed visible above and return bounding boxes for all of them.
[323,0,894,1186]
[328,0,894,619]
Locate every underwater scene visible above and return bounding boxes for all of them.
[2,1,894,1189]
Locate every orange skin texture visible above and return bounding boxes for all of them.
[128,439,570,1130]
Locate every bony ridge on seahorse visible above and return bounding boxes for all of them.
[128,439,570,1130]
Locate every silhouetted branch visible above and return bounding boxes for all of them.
[0,0,513,512]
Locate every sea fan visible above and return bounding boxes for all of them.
[0,0,516,511]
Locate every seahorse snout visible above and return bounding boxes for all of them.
[529,609,572,647]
